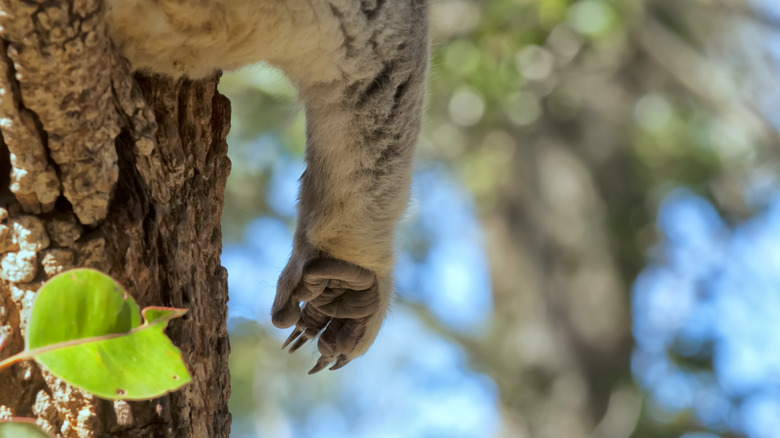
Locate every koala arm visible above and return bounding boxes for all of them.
[106,0,429,372]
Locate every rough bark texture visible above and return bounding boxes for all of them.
[0,1,232,437]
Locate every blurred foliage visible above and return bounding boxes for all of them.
[220,0,780,437]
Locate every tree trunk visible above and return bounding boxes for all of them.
[0,1,232,436]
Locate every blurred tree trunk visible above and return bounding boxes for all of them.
[0,1,232,436]
[481,114,640,438]
[457,8,656,438]
[469,1,772,436]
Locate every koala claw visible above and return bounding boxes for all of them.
[329,356,352,371]
[308,355,333,374]
[281,328,303,349]
[287,332,311,354]
[307,354,353,375]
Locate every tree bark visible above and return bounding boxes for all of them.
[0,1,232,437]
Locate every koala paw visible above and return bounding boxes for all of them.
[272,258,384,374]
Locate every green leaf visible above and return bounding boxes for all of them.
[27,269,142,347]
[0,422,50,438]
[26,269,191,400]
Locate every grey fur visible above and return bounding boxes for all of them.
[106,0,429,372]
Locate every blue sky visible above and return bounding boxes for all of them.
[632,188,780,437]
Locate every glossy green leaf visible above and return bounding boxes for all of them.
[27,269,191,400]
[0,422,49,438]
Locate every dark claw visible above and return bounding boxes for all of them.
[288,334,310,353]
[281,328,303,349]
[329,355,352,371]
[308,355,333,375]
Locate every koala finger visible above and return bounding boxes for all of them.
[272,268,304,328]
[294,277,328,302]
[309,318,349,374]
[310,287,380,319]
[308,316,366,373]
[271,299,301,329]
[335,316,369,356]
[303,258,376,291]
